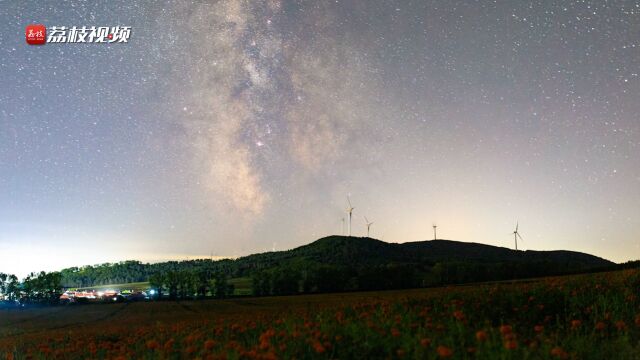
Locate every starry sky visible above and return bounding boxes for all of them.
[1,1,639,277]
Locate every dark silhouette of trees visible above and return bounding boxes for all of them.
[147,270,233,300]
[212,272,233,298]
[28,236,627,301]
[18,271,63,305]
[0,273,20,302]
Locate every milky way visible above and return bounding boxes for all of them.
[0,1,638,276]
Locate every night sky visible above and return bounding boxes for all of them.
[1,1,639,277]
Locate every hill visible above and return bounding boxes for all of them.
[58,236,615,293]
[281,236,612,266]
[231,236,612,273]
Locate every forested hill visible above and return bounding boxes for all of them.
[59,236,616,288]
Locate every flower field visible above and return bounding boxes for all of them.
[1,269,639,359]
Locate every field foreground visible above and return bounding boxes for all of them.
[1,270,639,359]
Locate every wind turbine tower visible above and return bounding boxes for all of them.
[364,216,374,237]
[433,224,437,240]
[513,222,523,250]
[346,197,355,237]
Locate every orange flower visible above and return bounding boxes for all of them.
[146,340,160,350]
[204,339,216,351]
[504,340,517,350]
[452,310,465,321]
[615,320,626,331]
[396,349,406,357]
[570,320,581,329]
[436,345,453,358]
[163,338,175,352]
[595,321,606,331]
[475,330,488,342]
[312,341,325,354]
[391,328,401,337]
[635,314,640,327]
[550,347,569,359]
[499,325,512,335]
[420,338,432,348]
[534,325,544,333]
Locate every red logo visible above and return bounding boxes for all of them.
[26,24,46,45]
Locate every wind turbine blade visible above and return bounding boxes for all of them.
[516,222,519,232]
[347,196,352,207]
[364,216,368,223]
[517,233,524,241]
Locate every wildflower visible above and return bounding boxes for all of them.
[595,321,606,331]
[534,325,544,333]
[420,338,431,348]
[396,348,406,357]
[635,314,640,327]
[550,346,569,359]
[570,320,581,329]
[312,341,325,354]
[504,340,518,350]
[391,328,401,337]
[204,339,216,351]
[163,338,174,352]
[475,330,488,342]
[615,320,626,331]
[436,345,453,358]
[146,340,160,350]
[499,325,512,335]
[452,310,465,321]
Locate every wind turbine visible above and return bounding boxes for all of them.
[512,222,523,250]
[346,196,355,237]
[341,217,345,235]
[432,224,438,240]
[364,216,374,237]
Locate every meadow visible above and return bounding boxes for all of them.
[1,269,639,359]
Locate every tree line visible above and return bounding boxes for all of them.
[0,271,63,305]
[249,260,629,296]
[149,270,234,299]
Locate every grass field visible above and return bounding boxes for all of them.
[1,269,639,359]
[72,282,151,292]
